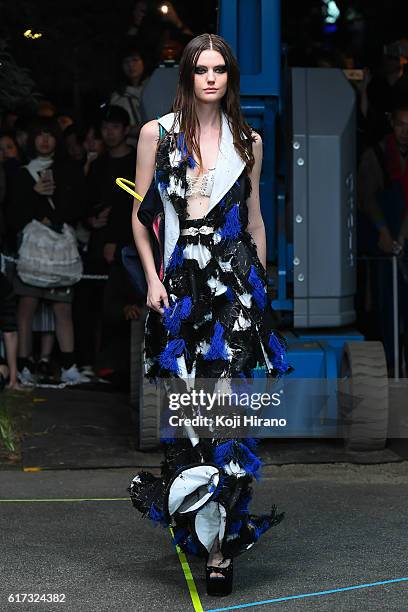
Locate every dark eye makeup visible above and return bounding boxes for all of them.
[194,65,227,74]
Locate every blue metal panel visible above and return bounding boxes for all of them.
[295,329,364,371]
[219,0,281,96]
[287,343,326,378]
[237,0,261,74]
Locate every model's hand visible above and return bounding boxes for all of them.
[147,277,169,314]
[378,226,394,254]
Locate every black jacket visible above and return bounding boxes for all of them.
[6,159,85,237]
[85,149,137,265]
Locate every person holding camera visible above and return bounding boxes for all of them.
[6,117,88,385]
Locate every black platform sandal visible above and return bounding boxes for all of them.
[205,558,233,596]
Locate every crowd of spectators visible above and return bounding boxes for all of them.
[0,0,194,391]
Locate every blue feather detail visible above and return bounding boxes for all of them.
[163,296,193,336]
[172,527,190,547]
[179,295,193,318]
[225,286,235,302]
[148,503,168,527]
[177,132,186,154]
[234,372,251,395]
[203,321,229,361]
[213,440,235,467]
[159,338,186,374]
[250,518,271,541]
[156,169,169,191]
[210,473,225,501]
[213,440,263,479]
[177,132,196,168]
[248,265,267,309]
[166,244,184,273]
[243,437,259,452]
[160,436,177,444]
[228,520,243,535]
[184,536,199,555]
[220,204,241,240]
[237,443,263,479]
[268,332,289,374]
[172,527,199,554]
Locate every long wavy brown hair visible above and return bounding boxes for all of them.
[171,33,255,173]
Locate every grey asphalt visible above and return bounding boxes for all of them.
[1,462,408,612]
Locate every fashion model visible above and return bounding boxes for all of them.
[128,33,292,596]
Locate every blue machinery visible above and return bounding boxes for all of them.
[219,0,374,440]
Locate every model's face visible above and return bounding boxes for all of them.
[35,132,56,156]
[101,121,129,148]
[0,136,18,161]
[392,110,408,147]
[193,49,228,104]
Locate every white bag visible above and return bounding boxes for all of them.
[17,219,83,288]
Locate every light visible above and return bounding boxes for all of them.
[160,4,169,14]
[23,29,43,40]
[323,0,340,24]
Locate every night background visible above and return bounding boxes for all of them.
[1,0,408,119]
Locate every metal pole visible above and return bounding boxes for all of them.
[392,255,399,381]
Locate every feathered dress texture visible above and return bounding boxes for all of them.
[128,129,292,559]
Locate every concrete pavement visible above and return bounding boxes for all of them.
[1,462,408,612]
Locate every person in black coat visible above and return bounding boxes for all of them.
[73,105,139,378]
[5,117,88,385]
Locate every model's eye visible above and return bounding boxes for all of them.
[215,66,227,73]
[194,67,207,74]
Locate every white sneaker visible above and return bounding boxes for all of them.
[18,366,36,386]
[60,364,91,385]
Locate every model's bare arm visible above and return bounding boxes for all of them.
[132,120,169,313]
[246,132,266,270]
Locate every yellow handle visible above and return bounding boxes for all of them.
[115,178,143,202]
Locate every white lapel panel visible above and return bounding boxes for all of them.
[157,113,182,271]
[207,113,246,215]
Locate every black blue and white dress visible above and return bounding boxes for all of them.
[128,112,293,559]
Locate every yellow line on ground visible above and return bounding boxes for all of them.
[0,498,129,502]
[23,467,43,471]
[169,526,204,612]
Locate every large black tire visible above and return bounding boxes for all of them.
[130,310,161,450]
[339,341,389,451]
